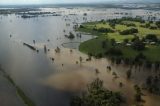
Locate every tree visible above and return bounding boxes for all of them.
[105,48,123,56]
[132,39,145,51]
[120,28,138,35]
[134,53,146,62]
[146,76,152,86]
[80,25,85,28]
[156,21,160,28]
[126,69,132,79]
[94,27,114,33]
[68,32,75,39]
[79,56,83,66]
[110,38,116,46]
[134,85,142,102]
[102,41,107,49]
[145,34,158,42]
[109,22,115,29]
[123,39,129,44]
[70,78,123,106]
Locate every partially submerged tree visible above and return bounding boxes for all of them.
[70,78,123,106]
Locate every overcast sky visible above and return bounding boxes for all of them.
[0,0,159,5]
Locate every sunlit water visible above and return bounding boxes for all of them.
[0,7,160,106]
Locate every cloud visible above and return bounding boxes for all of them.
[0,0,159,4]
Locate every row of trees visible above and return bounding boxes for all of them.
[93,27,114,33]
[107,17,145,27]
[119,28,138,35]
[145,75,160,95]
[121,22,136,27]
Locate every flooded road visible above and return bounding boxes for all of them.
[0,7,160,106]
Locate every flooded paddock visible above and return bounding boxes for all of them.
[0,7,160,106]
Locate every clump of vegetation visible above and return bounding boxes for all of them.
[134,53,146,62]
[121,22,136,27]
[145,34,158,42]
[131,38,145,51]
[105,48,123,56]
[156,21,160,28]
[68,32,75,39]
[120,28,138,35]
[80,25,85,28]
[83,13,87,16]
[70,78,123,106]
[144,75,160,95]
[134,85,143,102]
[93,27,114,33]
[126,69,132,79]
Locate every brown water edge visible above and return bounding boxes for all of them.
[36,47,160,106]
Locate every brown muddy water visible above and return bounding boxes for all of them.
[0,7,160,106]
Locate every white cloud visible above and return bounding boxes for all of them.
[0,0,158,5]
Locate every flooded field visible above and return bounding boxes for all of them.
[0,6,160,106]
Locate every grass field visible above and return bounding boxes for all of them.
[78,20,160,62]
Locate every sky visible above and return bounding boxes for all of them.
[0,0,159,5]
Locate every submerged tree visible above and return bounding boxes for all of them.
[79,56,83,66]
[70,78,123,106]
[134,85,142,102]
[126,69,132,79]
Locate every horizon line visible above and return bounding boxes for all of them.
[0,2,160,6]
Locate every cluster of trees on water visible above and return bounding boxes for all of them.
[64,32,75,39]
[108,53,160,71]
[70,78,123,106]
[86,35,160,70]
[68,32,75,39]
[134,85,143,102]
[144,75,160,95]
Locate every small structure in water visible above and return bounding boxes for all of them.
[55,47,60,53]
[51,58,55,62]
[33,40,36,44]
[44,45,47,53]
[23,43,36,51]
[70,49,73,53]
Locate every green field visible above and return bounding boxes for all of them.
[78,20,160,63]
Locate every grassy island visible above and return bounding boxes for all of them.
[78,17,160,66]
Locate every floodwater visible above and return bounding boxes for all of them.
[0,7,160,106]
